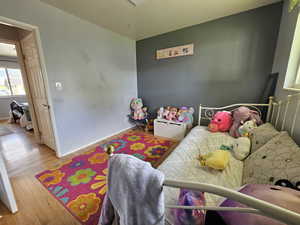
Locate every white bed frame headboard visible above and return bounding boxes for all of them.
[198,93,300,138]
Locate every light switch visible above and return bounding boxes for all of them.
[55,82,63,91]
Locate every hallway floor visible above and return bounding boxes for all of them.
[0,122,81,225]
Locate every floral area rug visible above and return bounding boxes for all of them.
[36,130,177,225]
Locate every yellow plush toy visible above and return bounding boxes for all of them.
[199,150,230,171]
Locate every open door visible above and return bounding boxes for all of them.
[19,32,56,150]
[0,154,17,214]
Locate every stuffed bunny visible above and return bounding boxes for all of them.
[229,107,262,138]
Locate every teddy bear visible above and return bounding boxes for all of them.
[208,111,233,133]
[130,98,147,120]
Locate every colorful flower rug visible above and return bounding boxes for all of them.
[36,130,177,225]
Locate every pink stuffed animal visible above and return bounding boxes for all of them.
[229,107,262,138]
[208,111,233,132]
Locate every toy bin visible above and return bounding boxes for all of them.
[154,119,189,140]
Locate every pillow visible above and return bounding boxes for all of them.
[217,184,300,225]
[243,131,300,185]
[250,123,279,153]
[232,137,251,161]
[173,189,205,225]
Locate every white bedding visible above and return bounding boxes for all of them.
[158,126,244,221]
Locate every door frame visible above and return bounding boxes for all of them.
[0,37,42,145]
[0,16,62,157]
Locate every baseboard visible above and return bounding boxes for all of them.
[57,126,134,158]
[0,117,9,121]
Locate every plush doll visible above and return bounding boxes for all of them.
[238,120,257,137]
[199,150,230,170]
[130,98,147,120]
[229,107,262,138]
[166,107,178,121]
[157,107,164,119]
[178,107,195,124]
[208,111,233,132]
[232,137,251,160]
[177,107,188,120]
[163,106,171,119]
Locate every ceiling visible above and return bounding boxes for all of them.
[41,0,281,40]
[0,43,17,57]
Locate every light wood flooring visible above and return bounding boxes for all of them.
[0,122,178,225]
[0,122,80,225]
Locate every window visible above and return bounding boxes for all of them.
[284,12,300,91]
[0,67,26,96]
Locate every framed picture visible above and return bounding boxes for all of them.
[156,44,194,60]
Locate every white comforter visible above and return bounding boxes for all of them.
[158,126,244,221]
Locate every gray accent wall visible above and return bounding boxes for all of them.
[137,3,282,122]
[272,0,300,144]
[0,0,137,155]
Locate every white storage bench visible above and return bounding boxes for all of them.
[154,119,191,140]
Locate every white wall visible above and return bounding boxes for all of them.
[272,0,300,144]
[0,0,137,155]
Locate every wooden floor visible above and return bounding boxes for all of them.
[0,122,81,225]
[0,122,178,225]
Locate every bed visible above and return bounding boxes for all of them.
[157,94,300,225]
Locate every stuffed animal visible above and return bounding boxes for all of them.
[229,107,262,138]
[157,107,164,119]
[163,106,171,119]
[199,150,230,170]
[166,107,178,121]
[177,107,194,124]
[208,111,233,132]
[177,107,188,120]
[130,98,147,120]
[232,137,251,160]
[238,120,257,137]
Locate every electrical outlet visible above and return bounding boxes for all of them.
[55,82,63,91]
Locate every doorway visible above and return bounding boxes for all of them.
[0,22,56,151]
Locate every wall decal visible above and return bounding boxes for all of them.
[156,44,194,60]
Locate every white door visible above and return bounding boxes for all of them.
[20,32,56,150]
[0,154,17,213]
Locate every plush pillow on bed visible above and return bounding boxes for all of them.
[216,184,300,225]
[243,131,300,185]
[250,123,279,153]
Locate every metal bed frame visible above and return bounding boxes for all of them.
[106,94,300,225]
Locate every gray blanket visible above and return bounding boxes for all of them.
[99,154,165,225]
